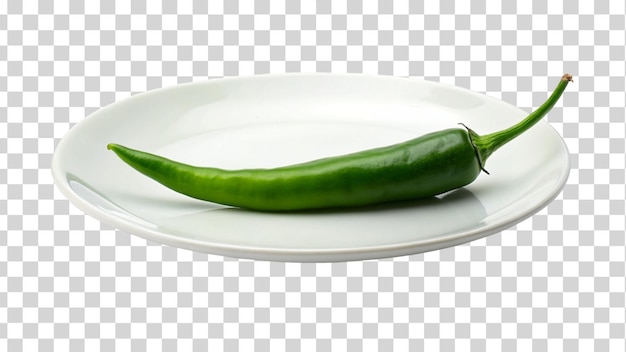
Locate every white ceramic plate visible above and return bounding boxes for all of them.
[52,74,569,262]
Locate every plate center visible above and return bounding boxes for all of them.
[155,120,428,169]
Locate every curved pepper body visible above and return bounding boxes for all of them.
[108,128,480,211]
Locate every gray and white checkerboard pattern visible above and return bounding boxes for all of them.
[2,1,625,351]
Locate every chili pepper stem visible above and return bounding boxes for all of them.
[469,73,573,170]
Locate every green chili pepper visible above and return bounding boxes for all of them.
[108,74,572,211]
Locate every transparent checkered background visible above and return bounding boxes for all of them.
[2,1,625,351]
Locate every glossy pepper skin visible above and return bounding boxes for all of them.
[108,74,572,212]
